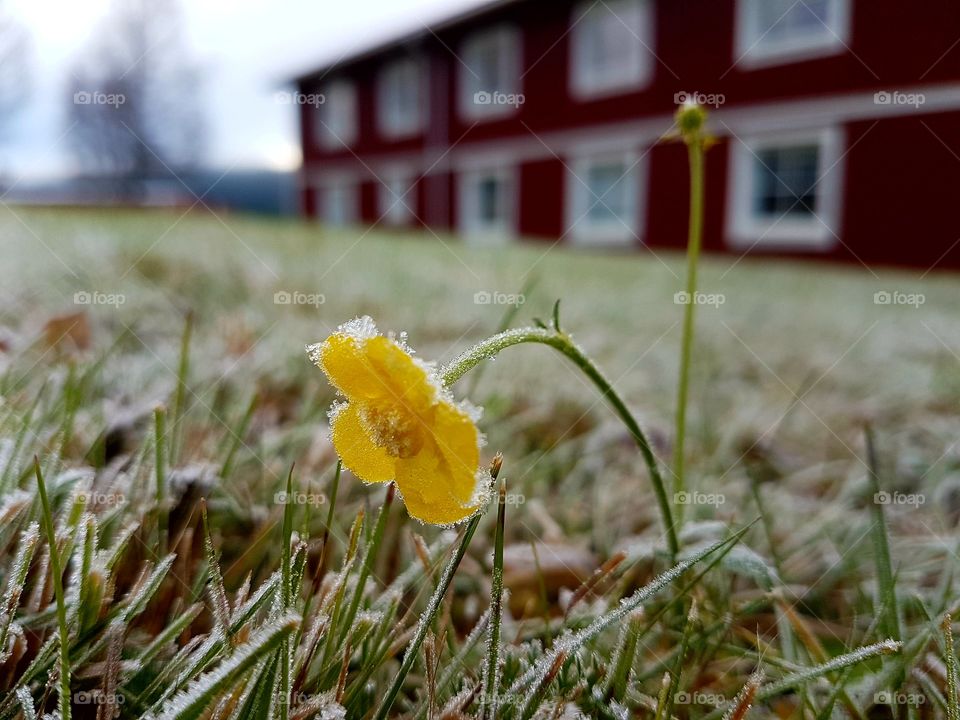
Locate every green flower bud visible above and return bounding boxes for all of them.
[675,102,708,142]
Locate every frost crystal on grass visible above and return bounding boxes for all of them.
[294,691,346,720]
[16,685,34,717]
[153,612,299,720]
[0,489,31,520]
[1,522,39,628]
[508,541,722,696]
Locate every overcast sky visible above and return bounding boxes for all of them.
[3,0,487,181]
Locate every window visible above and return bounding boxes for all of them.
[753,146,818,217]
[458,166,515,242]
[458,26,521,121]
[566,151,642,245]
[570,0,653,99]
[315,80,357,149]
[727,128,843,250]
[378,170,416,226]
[318,177,357,227]
[735,0,851,68]
[377,58,425,138]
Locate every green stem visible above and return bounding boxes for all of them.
[672,137,705,522]
[441,328,679,559]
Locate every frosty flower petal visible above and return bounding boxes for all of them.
[364,336,437,409]
[313,331,386,401]
[394,440,480,526]
[309,316,483,525]
[330,404,395,483]
[430,402,482,503]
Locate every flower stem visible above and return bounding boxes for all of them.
[672,134,706,522]
[441,327,679,559]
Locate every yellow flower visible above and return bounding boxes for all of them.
[308,317,484,526]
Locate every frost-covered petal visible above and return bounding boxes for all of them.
[331,403,396,484]
[394,404,481,525]
[364,336,438,413]
[311,331,386,401]
[432,401,482,499]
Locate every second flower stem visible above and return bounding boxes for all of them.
[441,327,679,560]
[673,136,706,522]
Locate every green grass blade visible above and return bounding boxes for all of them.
[201,501,231,640]
[34,458,72,720]
[0,521,39,655]
[371,510,485,720]
[508,529,746,696]
[219,391,258,481]
[864,426,901,644]
[482,469,506,720]
[703,640,902,720]
[169,311,193,464]
[156,613,299,720]
[943,614,959,720]
[278,464,296,720]
[340,484,393,645]
[154,405,167,556]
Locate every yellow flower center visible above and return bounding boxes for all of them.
[358,404,424,459]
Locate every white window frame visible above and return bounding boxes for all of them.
[377,168,416,226]
[726,127,844,251]
[565,147,644,246]
[458,25,522,122]
[315,79,357,150]
[734,0,851,69]
[569,0,654,100]
[317,175,358,227]
[457,164,516,243]
[376,57,425,139]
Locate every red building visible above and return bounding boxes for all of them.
[293,0,960,270]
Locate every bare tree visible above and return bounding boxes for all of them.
[67,0,205,200]
[0,0,31,187]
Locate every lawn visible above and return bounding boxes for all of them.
[1,205,959,718]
